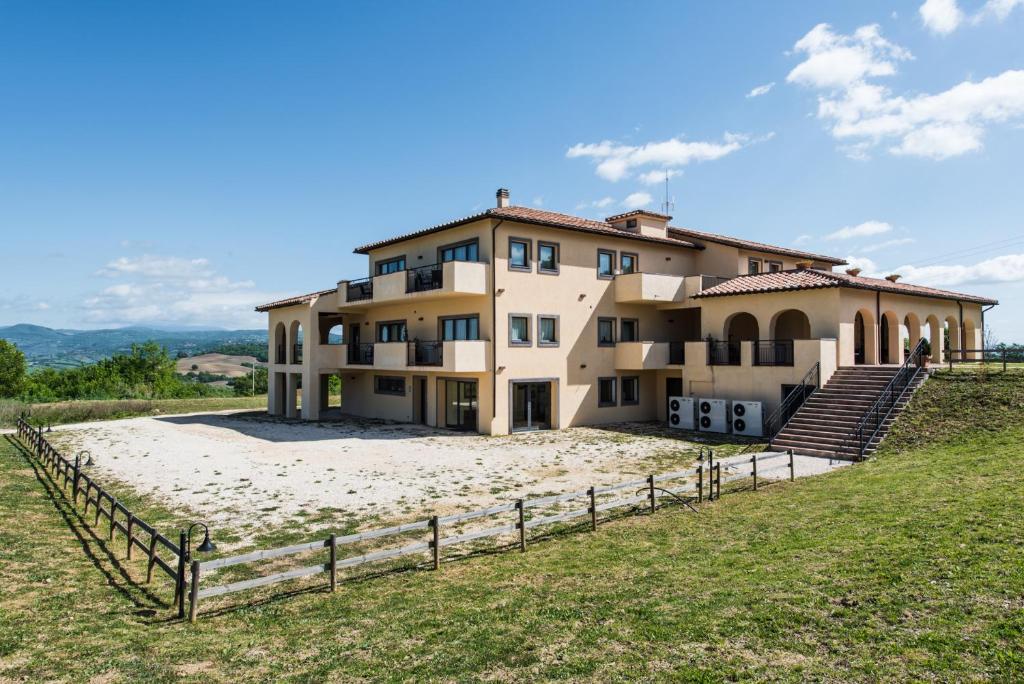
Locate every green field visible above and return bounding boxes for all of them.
[1,369,1022,681]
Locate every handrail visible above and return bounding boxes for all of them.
[406,263,444,293]
[843,338,928,459]
[765,362,820,443]
[345,277,373,302]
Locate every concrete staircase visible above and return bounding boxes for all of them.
[769,365,927,460]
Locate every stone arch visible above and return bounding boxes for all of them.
[318,313,345,345]
[289,320,304,364]
[880,310,901,364]
[945,315,960,359]
[904,312,922,358]
[724,312,759,343]
[854,308,876,365]
[770,309,811,340]
[925,314,942,363]
[274,322,286,364]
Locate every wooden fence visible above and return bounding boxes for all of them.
[14,418,190,618]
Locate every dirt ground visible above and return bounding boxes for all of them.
[175,353,263,377]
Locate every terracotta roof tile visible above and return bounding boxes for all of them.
[255,287,336,312]
[604,209,673,222]
[667,226,847,265]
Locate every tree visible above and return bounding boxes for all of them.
[0,339,27,398]
[232,366,268,396]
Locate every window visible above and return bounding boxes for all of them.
[621,376,639,405]
[598,377,617,407]
[620,318,639,342]
[374,375,405,396]
[509,314,531,346]
[538,316,559,346]
[767,260,783,273]
[597,317,616,346]
[747,258,762,275]
[509,238,530,271]
[597,249,616,279]
[440,315,479,341]
[620,253,638,275]
[626,218,638,229]
[440,240,479,263]
[376,256,406,275]
[377,320,407,342]
[538,242,559,274]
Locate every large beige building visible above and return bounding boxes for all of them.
[257,189,996,436]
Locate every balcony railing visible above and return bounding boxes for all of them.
[753,340,795,366]
[707,340,740,366]
[276,344,286,364]
[668,341,685,365]
[346,277,373,302]
[291,343,303,364]
[347,343,374,365]
[408,340,443,367]
[699,275,732,290]
[406,263,444,293]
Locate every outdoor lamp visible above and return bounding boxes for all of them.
[187,522,216,555]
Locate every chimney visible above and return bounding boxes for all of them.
[885,274,901,283]
[496,188,510,209]
[845,267,862,277]
[796,260,813,270]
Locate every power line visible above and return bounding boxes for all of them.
[875,233,1024,272]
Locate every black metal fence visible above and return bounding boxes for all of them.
[753,340,795,367]
[707,340,741,366]
[346,278,373,302]
[408,341,443,367]
[347,343,374,365]
[765,362,820,443]
[406,264,443,293]
[669,342,685,365]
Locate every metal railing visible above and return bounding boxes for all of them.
[753,340,795,367]
[408,340,443,367]
[407,263,443,293]
[707,339,740,366]
[347,343,374,365]
[668,341,685,365]
[699,275,732,290]
[843,338,928,460]
[946,348,1022,371]
[765,362,820,443]
[346,278,373,302]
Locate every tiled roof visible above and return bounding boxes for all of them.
[667,226,847,265]
[605,209,673,222]
[353,206,702,254]
[255,287,336,312]
[694,268,998,305]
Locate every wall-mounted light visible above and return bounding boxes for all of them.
[580,363,587,369]
[665,256,671,261]
[418,317,424,321]
[496,288,505,296]
[578,294,586,301]
[497,366,506,373]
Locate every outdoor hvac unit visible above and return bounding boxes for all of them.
[667,396,695,430]
[698,398,729,433]
[731,401,763,437]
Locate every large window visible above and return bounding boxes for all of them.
[377,320,407,342]
[620,252,637,275]
[509,314,531,346]
[597,249,616,279]
[374,375,405,396]
[376,256,406,275]
[509,238,531,271]
[440,240,479,263]
[748,258,762,275]
[598,377,617,407]
[538,315,559,346]
[620,318,639,342]
[767,260,783,273]
[621,376,639,405]
[441,315,479,341]
[598,317,616,346]
[538,242,559,274]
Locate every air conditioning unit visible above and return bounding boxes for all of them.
[731,400,763,437]
[667,396,695,430]
[698,398,729,433]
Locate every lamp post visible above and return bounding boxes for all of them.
[181,522,216,621]
[186,521,217,557]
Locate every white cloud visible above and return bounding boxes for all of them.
[825,220,893,240]
[532,196,544,207]
[35,302,50,311]
[896,253,1024,286]
[860,237,916,253]
[637,169,682,185]
[97,255,214,279]
[567,132,759,182]
[793,234,813,245]
[788,23,1024,160]
[920,0,963,35]
[843,255,881,274]
[747,82,775,98]
[976,0,1024,22]
[621,192,653,209]
[575,196,616,211]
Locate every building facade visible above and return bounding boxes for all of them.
[257,189,996,435]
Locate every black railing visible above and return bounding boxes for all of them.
[407,263,443,293]
[753,340,795,366]
[707,339,740,366]
[346,277,373,302]
[292,343,303,364]
[668,341,685,365]
[765,362,820,443]
[843,338,928,460]
[699,275,732,290]
[947,348,1023,371]
[347,343,374,365]
[408,340,443,367]
[276,344,286,364]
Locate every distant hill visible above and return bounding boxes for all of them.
[0,324,267,369]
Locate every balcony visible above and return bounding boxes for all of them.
[753,340,795,367]
[707,340,740,366]
[347,343,374,365]
[338,260,487,309]
[408,340,443,367]
[615,272,733,306]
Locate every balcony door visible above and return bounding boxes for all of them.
[512,381,552,432]
[445,379,477,431]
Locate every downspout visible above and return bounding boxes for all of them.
[875,290,880,364]
[491,219,505,421]
[957,300,964,355]
[982,303,995,348]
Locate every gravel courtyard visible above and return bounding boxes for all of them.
[46,411,769,536]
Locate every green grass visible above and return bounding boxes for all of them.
[0,395,267,429]
[1,372,1023,681]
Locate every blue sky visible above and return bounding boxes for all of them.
[1,1,1022,339]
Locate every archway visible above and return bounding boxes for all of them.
[771,309,811,340]
[925,315,942,363]
[289,321,304,364]
[724,312,759,343]
[944,315,960,360]
[318,313,345,345]
[904,312,922,359]
[853,309,876,365]
[880,311,900,364]
[274,322,286,364]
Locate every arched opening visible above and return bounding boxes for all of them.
[274,322,286,364]
[725,312,759,343]
[289,321,304,364]
[880,311,900,364]
[771,309,811,340]
[853,309,876,365]
[318,313,345,345]
[945,315,960,360]
[904,313,922,359]
[925,315,942,363]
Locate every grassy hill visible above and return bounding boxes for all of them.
[0,368,1021,681]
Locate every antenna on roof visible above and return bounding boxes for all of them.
[661,170,675,215]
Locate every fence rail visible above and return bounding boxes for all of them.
[946,348,1022,371]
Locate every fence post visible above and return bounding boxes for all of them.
[82,484,90,516]
[329,534,337,592]
[430,516,440,571]
[94,495,102,526]
[788,449,795,482]
[752,453,758,492]
[126,514,135,560]
[516,499,526,552]
[588,487,597,531]
[109,501,117,541]
[1003,349,1007,372]
[708,450,715,501]
[715,463,721,500]
[176,530,187,619]
[647,475,656,514]
[146,534,158,583]
[188,560,200,623]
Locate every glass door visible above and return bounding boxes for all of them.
[512,382,552,431]
[445,380,477,431]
